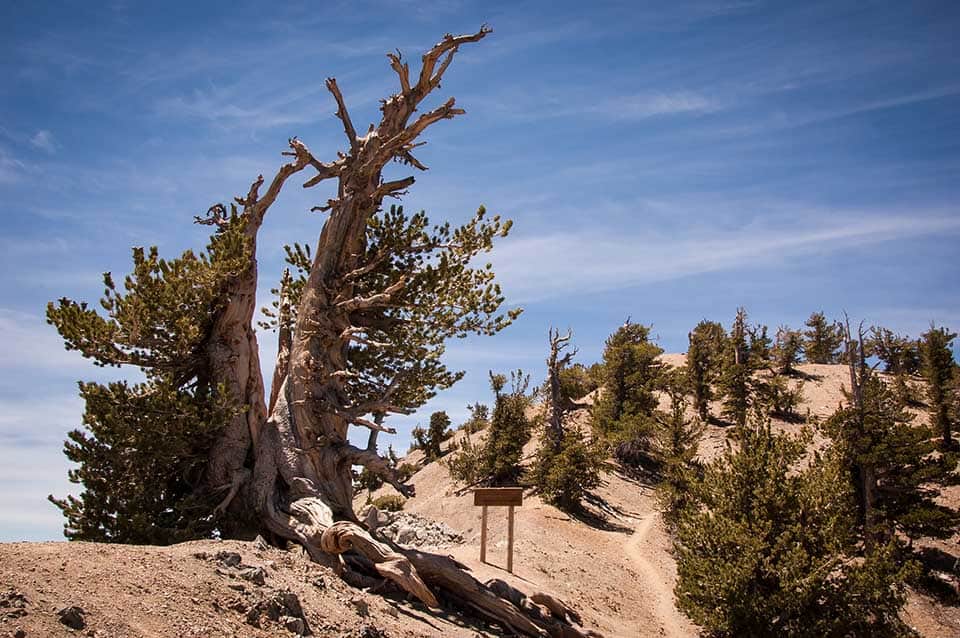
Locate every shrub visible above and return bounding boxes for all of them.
[532,430,604,510]
[371,494,405,512]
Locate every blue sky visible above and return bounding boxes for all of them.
[1,1,958,541]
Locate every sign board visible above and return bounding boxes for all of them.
[473,487,523,507]
[473,487,523,573]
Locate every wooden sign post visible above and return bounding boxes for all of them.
[473,487,523,573]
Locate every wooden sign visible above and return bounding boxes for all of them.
[473,487,523,507]
[473,488,523,573]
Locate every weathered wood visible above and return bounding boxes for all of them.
[474,487,524,506]
[480,504,488,563]
[507,505,515,573]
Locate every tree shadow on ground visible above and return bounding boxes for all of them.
[567,494,636,535]
[914,546,960,606]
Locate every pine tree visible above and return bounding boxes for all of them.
[41,31,603,632]
[870,327,921,406]
[686,320,726,421]
[772,326,803,375]
[654,376,704,528]
[675,410,916,637]
[592,320,664,446]
[481,370,534,486]
[803,311,844,364]
[718,308,753,428]
[426,410,452,460]
[919,324,957,449]
[826,324,959,545]
[532,329,603,510]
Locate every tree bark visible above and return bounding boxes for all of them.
[206,29,603,637]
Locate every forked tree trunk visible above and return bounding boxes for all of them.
[203,29,600,637]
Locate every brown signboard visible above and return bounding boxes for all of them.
[473,487,523,507]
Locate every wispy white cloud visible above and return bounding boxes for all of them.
[491,209,960,302]
[29,129,57,153]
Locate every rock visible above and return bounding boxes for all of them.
[227,583,246,592]
[0,589,28,621]
[245,590,306,631]
[14,629,26,638]
[253,535,270,551]
[281,615,306,635]
[239,566,267,586]
[215,551,242,568]
[365,506,391,532]
[350,597,369,617]
[395,525,417,545]
[57,606,85,630]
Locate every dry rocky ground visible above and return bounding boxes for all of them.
[2,359,959,637]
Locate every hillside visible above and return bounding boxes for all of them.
[2,359,958,637]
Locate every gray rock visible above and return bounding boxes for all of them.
[215,551,242,568]
[240,566,267,586]
[395,525,416,545]
[57,606,85,630]
[281,615,306,635]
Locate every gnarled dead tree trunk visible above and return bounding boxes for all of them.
[202,28,600,637]
[546,328,577,450]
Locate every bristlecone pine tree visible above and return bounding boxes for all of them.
[532,328,603,510]
[802,311,844,363]
[772,325,803,375]
[870,326,921,405]
[675,408,917,638]
[482,370,535,486]
[592,320,665,468]
[653,370,704,529]
[686,319,726,421]
[46,29,598,637]
[718,307,754,428]
[825,322,959,547]
[919,324,958,450]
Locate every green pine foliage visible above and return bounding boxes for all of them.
[871,327,921,405]
[45,213,253,542]
[426,410,453,460]
[260,205,523,416]
[592,321,665,466]
[686,320,726,421]
[773,326,804,375]
[919,324,958,449]
[825,359,960,542]
[446,370,534,486]
[718,308,755,428]
[675,411,917,638]
[803,311,844,364]
[557,363,599,402]
[531,429,604,511]
[654,381,704,528]
[482,371,535,485]
[460,402,490,434]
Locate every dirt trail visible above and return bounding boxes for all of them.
[624,514,695,638]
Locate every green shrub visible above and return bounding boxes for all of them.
[371,494,405,512]
[532,430,604,510]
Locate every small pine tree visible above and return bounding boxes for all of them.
[718,308,754,428]
[654,379,704,528]
[870,327,920,405]
[532,329,603,510]
[803,311,844,364]
[592,320,664,447]
[919,324,958,449]
[772,326,803,375]
[461,402,489,434]
[482,371,534,485]
[532,430,604,511]
[426,410,452,460]
[675,410,916,637]
[686,320,726,421]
